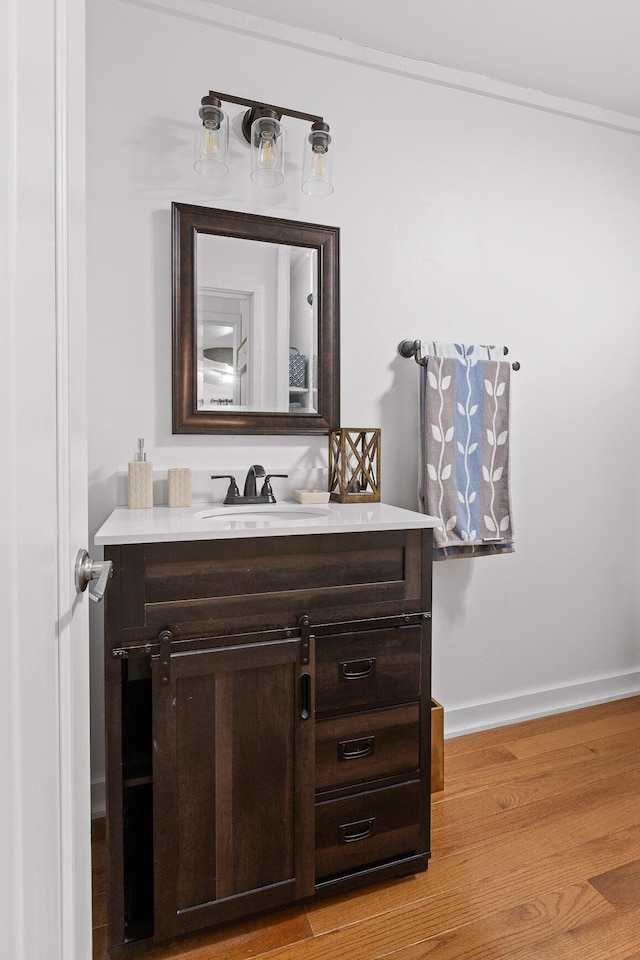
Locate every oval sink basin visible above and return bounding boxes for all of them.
[197,506,331,523]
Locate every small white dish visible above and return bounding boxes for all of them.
[292,488,331,504]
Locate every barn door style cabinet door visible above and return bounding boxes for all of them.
[152,634,315,940]
[101,525,433,956]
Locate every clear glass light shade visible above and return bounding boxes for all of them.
[250,115,284,187]
[194,114,229,178]
[301,125,334,198]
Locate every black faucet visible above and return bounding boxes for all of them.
[211,466,288,505]
[243,464,265,498]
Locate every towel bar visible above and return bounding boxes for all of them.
[398,339,520,371]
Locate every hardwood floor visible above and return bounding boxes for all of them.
[92,694,640,960]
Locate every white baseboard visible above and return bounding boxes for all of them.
[443,671,640,738]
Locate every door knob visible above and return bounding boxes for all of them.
[75,549,113,603]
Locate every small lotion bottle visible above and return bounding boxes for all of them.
[128,438,153,509]
[168,468,191,507]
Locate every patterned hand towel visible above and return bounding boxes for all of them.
[419,341,507,362]
[419,343,514,560]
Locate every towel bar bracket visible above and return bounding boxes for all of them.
[398,339,427,365]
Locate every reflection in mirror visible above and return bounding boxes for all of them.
[172,204,339,435]
[196,236,318,414]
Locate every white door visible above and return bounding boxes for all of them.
[0,0,91,958]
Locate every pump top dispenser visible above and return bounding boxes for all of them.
[128,438,153,509]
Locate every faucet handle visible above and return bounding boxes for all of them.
[211,475,240,501]
[260,474,288,499]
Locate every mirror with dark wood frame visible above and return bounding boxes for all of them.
[172,203,340,435]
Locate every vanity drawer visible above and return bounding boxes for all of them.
[316,704,420,791]
[315,626,421,717]
[315,781,422,879]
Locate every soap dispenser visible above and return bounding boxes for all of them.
[128,438,153,509]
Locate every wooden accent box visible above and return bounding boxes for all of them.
[328,428,381,502]
[431,698,444,793]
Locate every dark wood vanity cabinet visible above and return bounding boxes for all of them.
[104,528,433,956]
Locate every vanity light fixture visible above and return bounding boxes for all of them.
[194,91,334,196]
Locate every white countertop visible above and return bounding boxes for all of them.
[94,500,439,545]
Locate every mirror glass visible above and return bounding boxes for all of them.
[196,235,318,414]
[172,204,339,435]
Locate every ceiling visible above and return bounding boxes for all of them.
[208,0,640,118]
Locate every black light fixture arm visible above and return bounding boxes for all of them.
[208,90,324,127]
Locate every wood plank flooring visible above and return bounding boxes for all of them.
[92,694,640,960]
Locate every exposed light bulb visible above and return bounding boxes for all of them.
[312,147,327,178]
[258,131,277,170]
[203,122,221,159]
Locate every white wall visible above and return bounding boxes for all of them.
[87,0,640,796]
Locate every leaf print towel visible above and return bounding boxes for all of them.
[419,343,514,560]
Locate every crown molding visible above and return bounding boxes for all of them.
[120,0,640,136]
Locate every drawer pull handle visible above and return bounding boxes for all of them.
[339,736,375,761]
[340,658,376,681]
[339,818,375,844]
